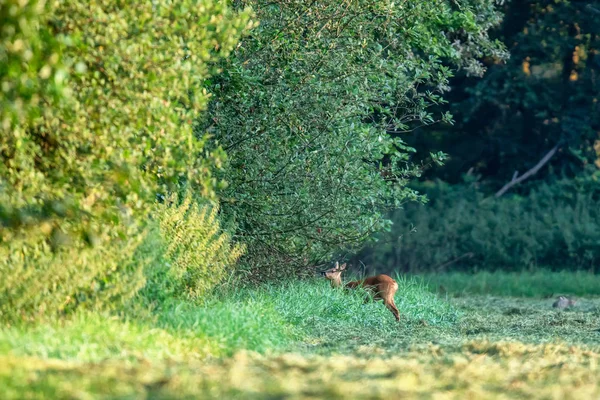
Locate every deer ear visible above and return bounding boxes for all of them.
[340,263,347,270]
[335,261,339,269]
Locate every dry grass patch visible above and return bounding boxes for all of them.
[2,341,600,399]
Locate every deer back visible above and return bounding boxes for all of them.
[346,274,397,300]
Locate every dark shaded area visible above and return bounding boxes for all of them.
[356,0,600,273]
[412,0,600,187]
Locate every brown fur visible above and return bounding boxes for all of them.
[322,262,400,321]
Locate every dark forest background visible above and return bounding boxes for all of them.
[355,1,600,273]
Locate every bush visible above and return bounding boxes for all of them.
[151,193,245,301]
[0,1,252,322]
[0,227,146,322]
[205,0,508,279]
[356,179,600,273]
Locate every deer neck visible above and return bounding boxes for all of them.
[330,276,343,288]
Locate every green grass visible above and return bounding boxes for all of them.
[0,276,455,361]
[420,270,600,297]
[253,275,458,340]
[0,295,293,363]
[0,312,216,362]
[3,272,600,398]
[152,296,293,356]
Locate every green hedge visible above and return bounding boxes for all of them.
[0,1,252,322]
[205,0,507,279]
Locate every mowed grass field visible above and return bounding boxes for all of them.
[2,272,600,399]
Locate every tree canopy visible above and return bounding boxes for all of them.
[410,0,600,190]
[204,0,508,277]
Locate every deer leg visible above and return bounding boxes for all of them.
[384,299,400,321]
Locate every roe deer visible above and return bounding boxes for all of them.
[552,296,577,309]
[321,262,400,321]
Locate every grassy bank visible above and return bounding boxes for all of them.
[2,272,600,398]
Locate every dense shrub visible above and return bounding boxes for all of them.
[356,179,600,273]
[151,194,245,300]
[205,0,508,278]
[0,227,146,321]
[0,1,252,321]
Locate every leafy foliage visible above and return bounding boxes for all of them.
[0,1,252,321]
[0,227,145,322]
[358,0,600,276]
[204,0,508,278]
[152,194,245,300]
[0,0,66,135]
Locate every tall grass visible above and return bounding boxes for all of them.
[153,193,245,300]
[0,276,458,363]
[260,275,458,332]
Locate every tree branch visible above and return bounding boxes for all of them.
[495,143,559,198]
[586,4,600,15]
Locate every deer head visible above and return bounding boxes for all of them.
[321,262,346,287]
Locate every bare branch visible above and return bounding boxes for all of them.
[586,4,600,15]
[495,143,559,198]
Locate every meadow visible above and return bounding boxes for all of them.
[2,271,600,399]
[3,2,599,399]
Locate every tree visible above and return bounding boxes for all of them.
[410,0,600,190]
[203,0,508,278]
[355,1,600,274]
